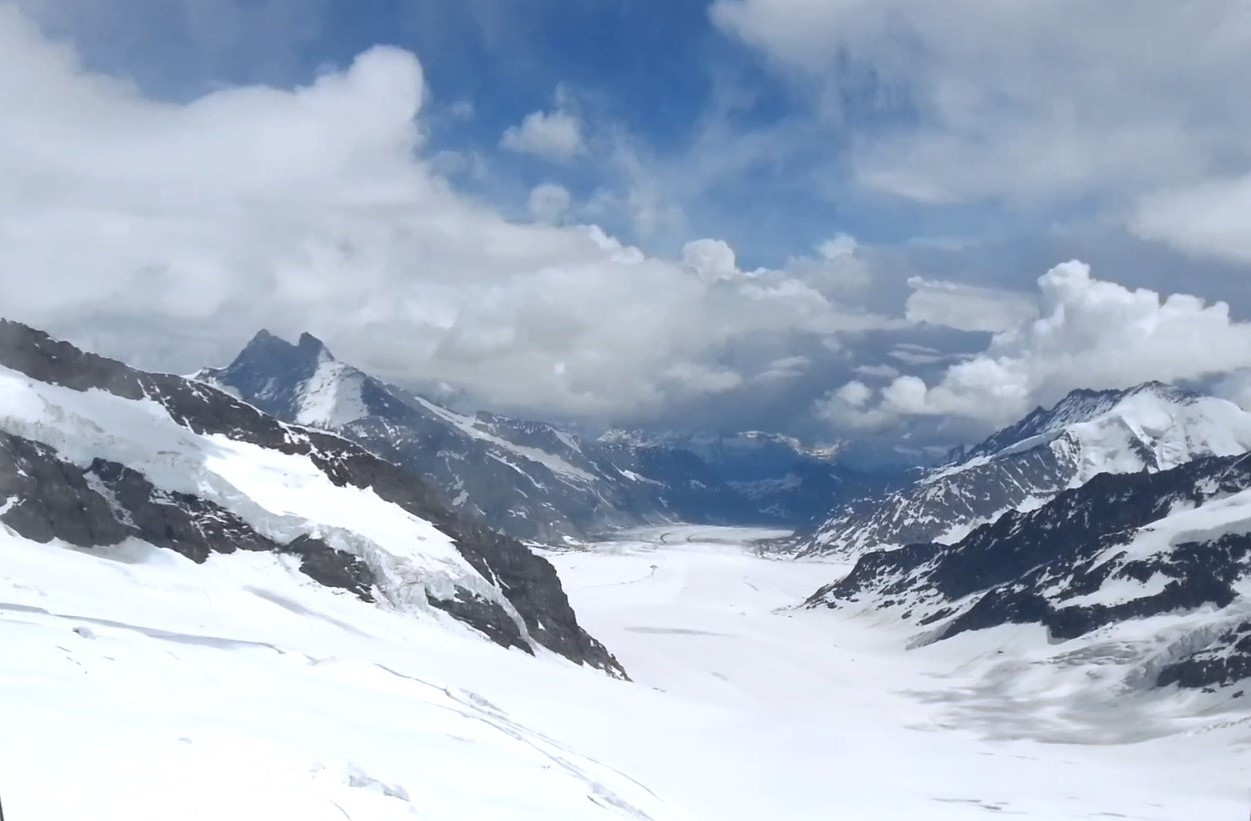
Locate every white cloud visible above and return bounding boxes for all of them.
[905,277,1038,333]
[840,259,1251,428]
[778,235,873,297]
[711,0,1251,206]
[0,6,891,422]
[1132,174,1251,264]
[817,233,857,260]
[753,355,811,383]
[428,149,487,179]
[448,99,475,121]
[836,380,871,407]
[887,344,947,366]
[853,363,899,380]
[1213,371,1251,412]
[682,238,739,282]
[527,183,572,224]
[500,108,585,161]
[814,379,895,431]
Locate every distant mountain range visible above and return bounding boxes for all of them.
[198,331,863,543]
[0,320,621,674]
[799,382,1251,556]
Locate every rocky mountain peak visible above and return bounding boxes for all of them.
[296,331,332,358]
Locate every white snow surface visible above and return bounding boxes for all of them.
[294,355,371,428]
[3,523,1249,819]
[934,387,1251,486]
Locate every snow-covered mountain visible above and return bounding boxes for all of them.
[200,331,832,543]
[800,382,1251,556]
[808,449,1251,691]
[0,319,621,674]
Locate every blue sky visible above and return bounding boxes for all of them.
[5,0,1251,461]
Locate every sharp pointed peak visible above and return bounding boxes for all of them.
[226,328,335,374]
[297,331,325,350]
[240,327,295,349]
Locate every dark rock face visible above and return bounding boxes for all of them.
[0,319,623,676]
[201,331,848,543]
[809,452,1251,689]
[427,587,529,653]
[86,458,278,562]
[0,433,130,546]
[1,432,377,600]
[1158,622,1251,689]
[285,535,376,602]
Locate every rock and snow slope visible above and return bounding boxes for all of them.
[810,450,1251,690]
[801,382,1251,556]
[0,320,620,673]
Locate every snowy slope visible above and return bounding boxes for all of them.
[0,529,654,820]
[200,331,809,543]
[0,319,620,672]
[802,382,1251,556]
[3,524,1246,819]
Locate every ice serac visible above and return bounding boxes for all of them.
[800,382,1251,557]
[808,450,1251,690]
[0,319,623,676]
[200,332,849,543]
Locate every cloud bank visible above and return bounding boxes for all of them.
[822,260,1251,429]
[711,0,1251,207]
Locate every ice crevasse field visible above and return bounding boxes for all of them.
[1,523,1247,820]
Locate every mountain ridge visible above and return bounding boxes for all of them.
[798,380,1251,556]
[0,318,622,675]
[807,449,1251,690]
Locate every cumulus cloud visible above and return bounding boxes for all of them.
[682,238,739,282]
[527,183,572,224]
[905,277,1038,333]
[814,379,897,431]
[836,380,871,407]
[711,0,1251,207]
[780,234,874,297]
[500,108,585,161]
[0,6,891,422]
[829,260,1251,428]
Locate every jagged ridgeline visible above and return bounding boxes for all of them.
[800,382,1251,557]
[0,320,623,676]
[199,330,861,543]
